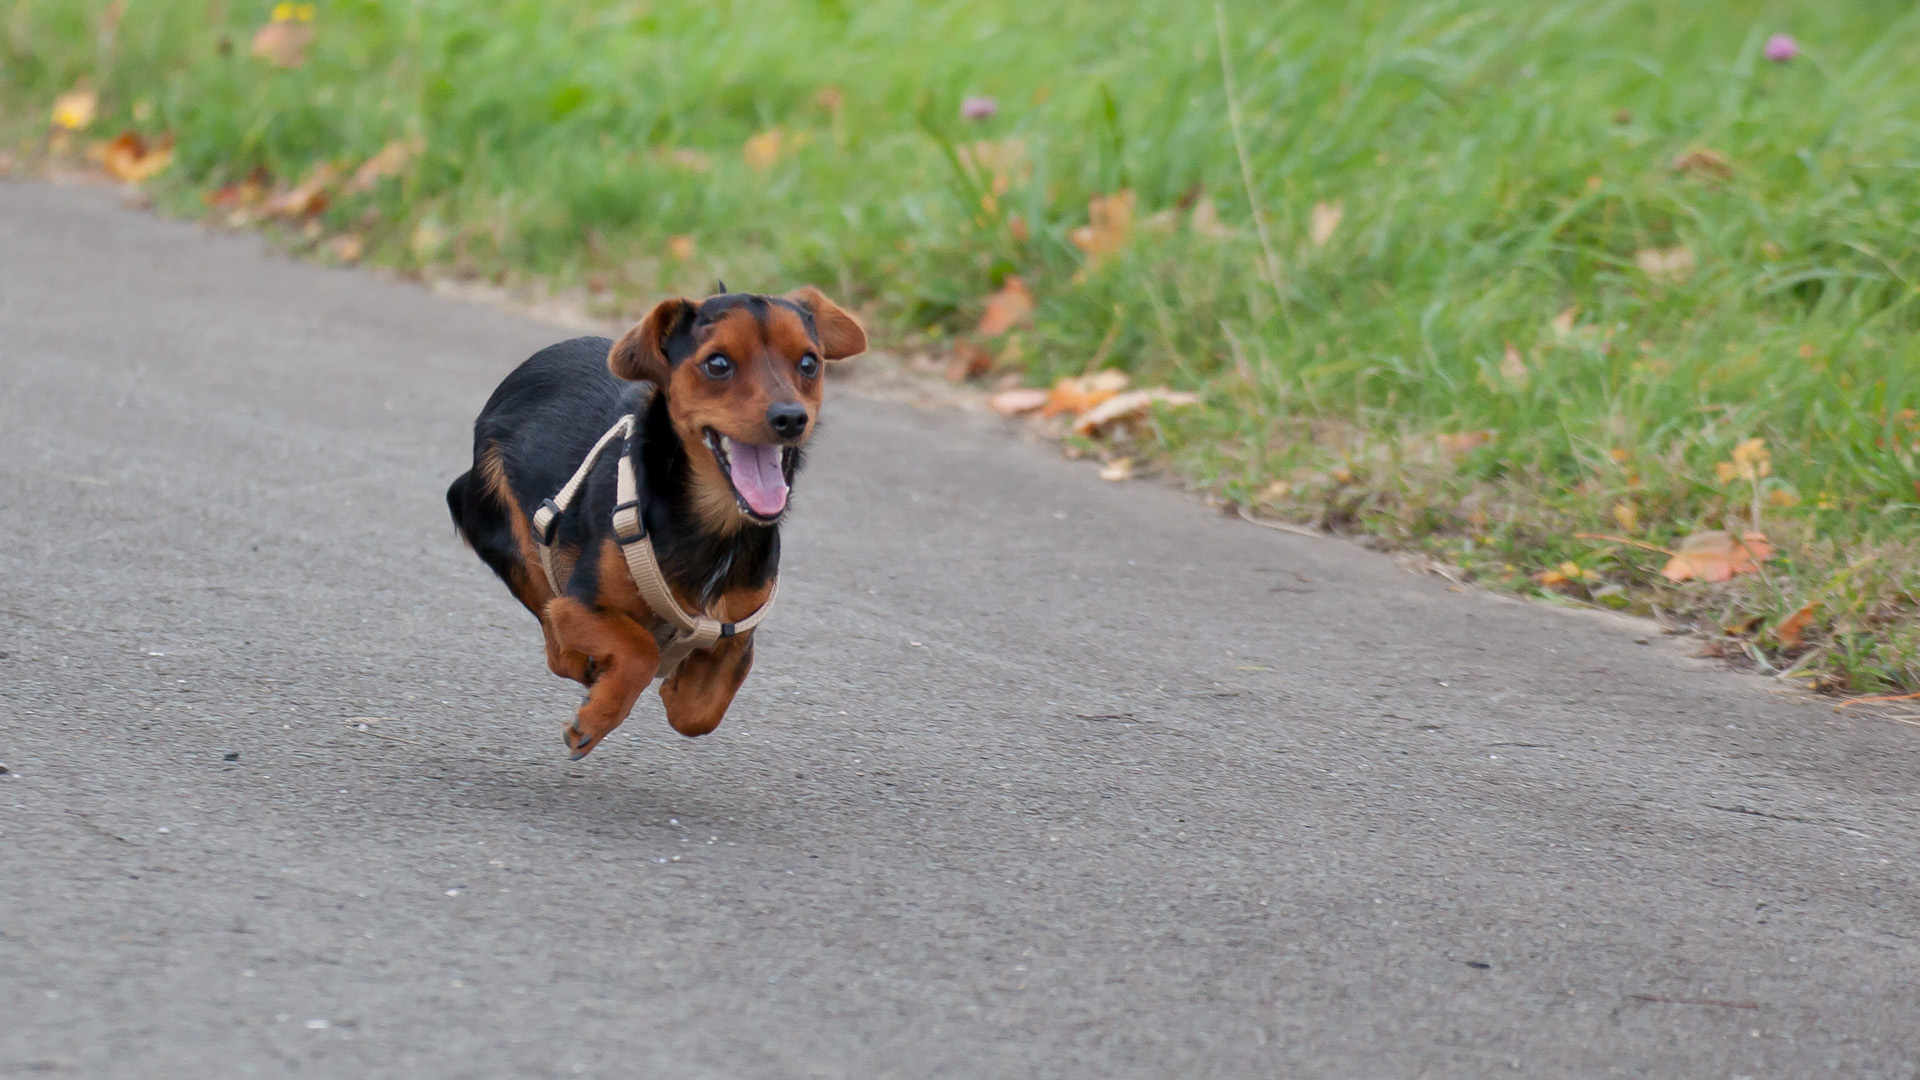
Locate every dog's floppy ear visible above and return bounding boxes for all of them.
[608,298,694,385]
[786,286,867,360]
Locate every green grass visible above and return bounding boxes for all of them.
[5,0,1918,689]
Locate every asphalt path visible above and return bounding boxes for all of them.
[2,179,1917,1078]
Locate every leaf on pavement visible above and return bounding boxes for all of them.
[945,340,994,384]
[1041,369,1130,418]
[976,275,1034,337]
[51,87,98,131]
[1071,387,1201,437]
[1660,530,1773,583]
[1774,602,1817,649]
[988,387,1048,416]
[1099,457,1134,482]
[90,131,173,183]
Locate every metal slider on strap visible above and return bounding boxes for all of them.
[610,500,644,543]
[534,498,562,544]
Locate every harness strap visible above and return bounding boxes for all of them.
[530,399,778,682]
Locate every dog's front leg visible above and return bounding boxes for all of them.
[659,633,754,737]
[544,597,660,759]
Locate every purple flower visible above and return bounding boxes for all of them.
[960,95,998,121]
[1764,34,1798,63]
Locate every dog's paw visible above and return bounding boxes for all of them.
[563,722,602,760]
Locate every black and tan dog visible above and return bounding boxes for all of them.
[447,287,865,757]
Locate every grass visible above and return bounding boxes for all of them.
[4,0,1918,690]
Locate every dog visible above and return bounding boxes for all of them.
[446,287,866,757]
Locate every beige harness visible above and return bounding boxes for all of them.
[529,398,779,680]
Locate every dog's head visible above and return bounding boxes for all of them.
[608,287,866,529]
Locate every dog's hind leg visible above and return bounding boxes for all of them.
[544,597,661,759]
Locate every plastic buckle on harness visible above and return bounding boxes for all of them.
[611,500,645,543]
[535,498,562,543]
[719,623,737,639]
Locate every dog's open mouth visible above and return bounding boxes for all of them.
[703,430,796,521]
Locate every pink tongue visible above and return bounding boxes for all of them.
[728,441,788,516]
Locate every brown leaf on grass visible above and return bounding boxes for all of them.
[1070,387,1201,436]
[51,87,98,131]
[263,163,338,218]
[976,275,1034,337]
[743,129,783,170]
[206,167,271,211]
[347,139,419,192]
[1551,305,1580,337]
[1660,530,1774,583]
[90,131,173,183]
[1611,501,1639,531]
[251,19,313,68]
[1671,148,1732,182]
[1774,602,1818,649]
[945,341,994,384]
[1309,200,1343,247]
[988,387,1048,416]
[666,234,696,260]
[1500,341,1528,386]
[1041,370,1130,418]
[1069,190,1135,266]
[1636,246,1695,282]
[1436,430,1494,458]
[1189,197,1231,240]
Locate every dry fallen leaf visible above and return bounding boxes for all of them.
[326,233,364,263]
[1774,602,1817,649]
[347,139,418,192]
[1500,341,1528,386]
[1069,190,1135,266]
[976,275,1034,337]
[91,131,173,183]
[251,18,313,68]
[743,129,783,170]
[1099,457,1134,482]
[1550,306,1580,338]
[988,387,1048,416]
[206,167,271,213]
[1041,370,1131,418]
[1071,387,1201,436]
[1636,246,1695,282]
[1436,430,1494,458]
[656,146,712,172]
[945,341,994,384]
[1611,501,1639,532]
[1660,530,1773,583]
[263,163,337,218]
[666,234,697,260]
[51,87,98,131]
[1189,197,1231,240]
[1670,148,1732,182]
[1534,561,1589,589]
[1309,200,1343,248]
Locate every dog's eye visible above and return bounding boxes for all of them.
[796,353,820,379]
[700,354,734,379]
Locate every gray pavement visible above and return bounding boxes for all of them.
[2,179,1917,1078]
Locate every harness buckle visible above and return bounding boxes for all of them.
[535,498,562,544]
[610,500,645,543]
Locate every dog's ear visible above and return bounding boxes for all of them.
[786,286,867,360]
[608,298,694,385]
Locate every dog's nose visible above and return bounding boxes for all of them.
[766,402,809,441]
